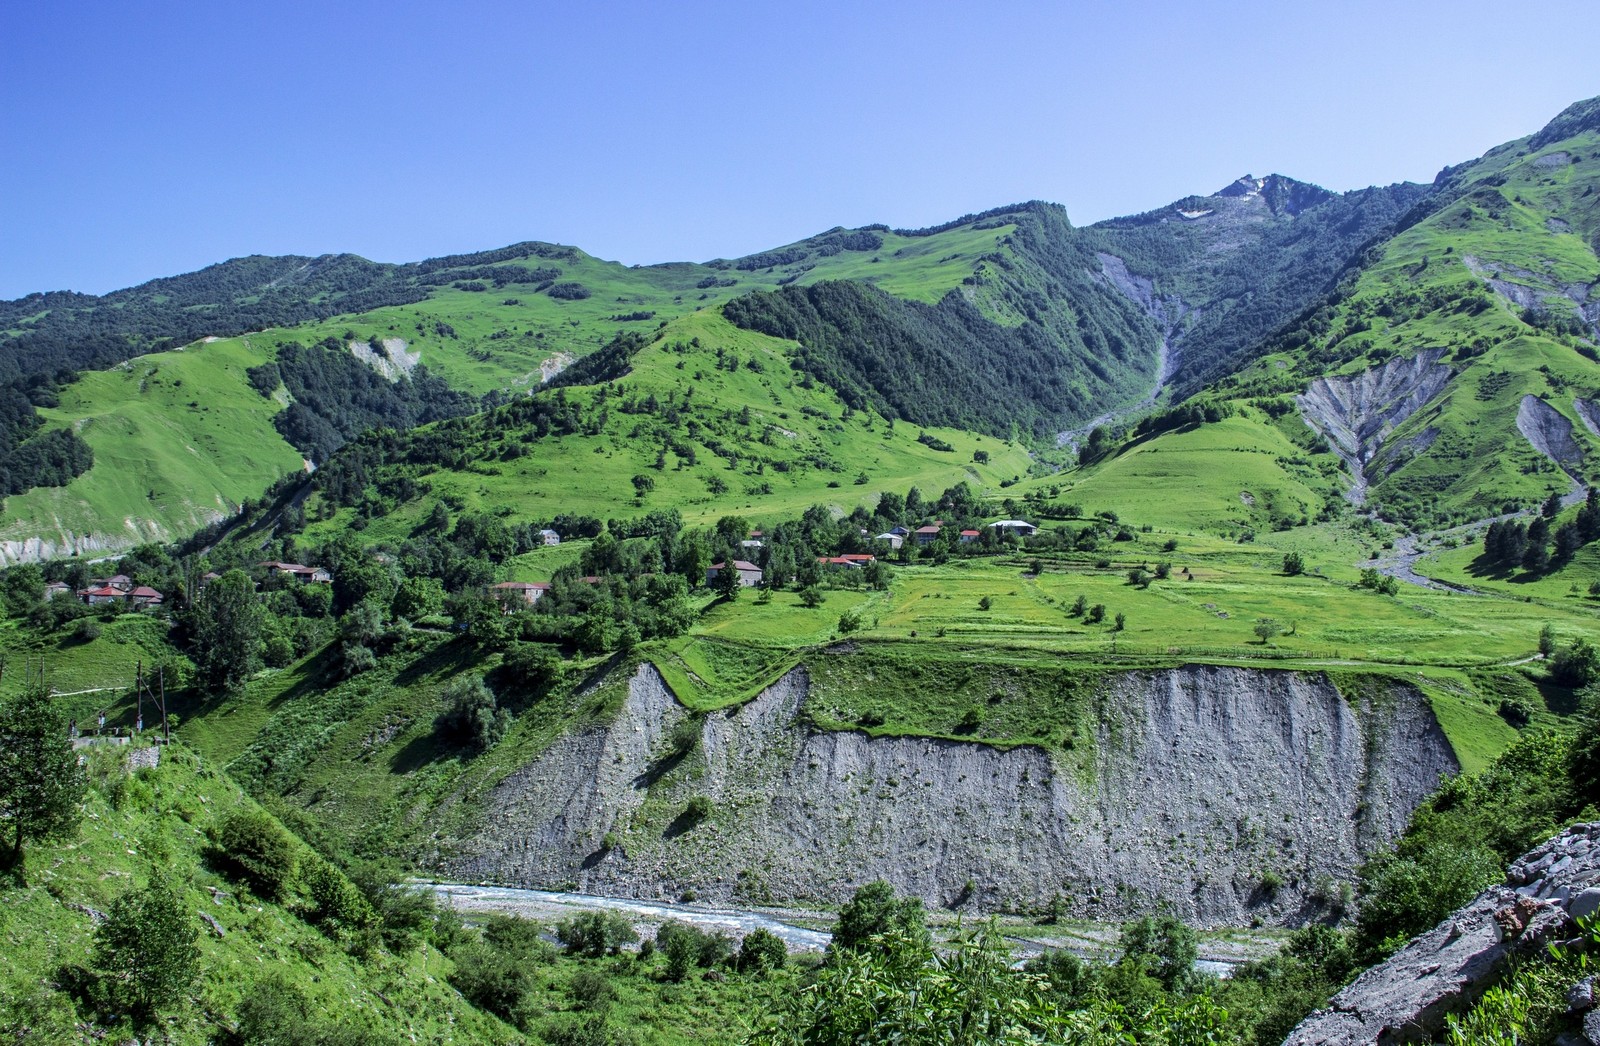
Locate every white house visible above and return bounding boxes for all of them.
[539,529,561,546]
[707,560,763,587]
[988,520,1038,537]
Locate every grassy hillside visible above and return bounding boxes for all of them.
[0,338,303,562]
[1043,103,1600,534]
[295,309,1033,542]
[0,741,516,1044]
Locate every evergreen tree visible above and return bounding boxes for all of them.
[0,684,86,869]
[184,569,263,694]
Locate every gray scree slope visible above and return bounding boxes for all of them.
[448,663,1456,926]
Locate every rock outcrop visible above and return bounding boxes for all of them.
[1297,351,1453,504]
[1287,823,1600,1045]
[447,663,1456,927]
[1518,394,1587,482]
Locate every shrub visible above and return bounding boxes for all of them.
[659,922,699,981]
[684,795,713,823]
[434,675,508,752]
[304,859,378,938]
[1354,846,1502,960]
[449,941,535,1023]
[216,810,298,901]
[556,910,638,958]
[831,880,929,958]
[738,928,788,974]
[1283,551,1306,576]
[92,876,199,1020]
[667,716,700,758]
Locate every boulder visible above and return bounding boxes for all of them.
[1286,823,1600,1045]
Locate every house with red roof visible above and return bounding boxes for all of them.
[128,586,164,608]
[78,585,125,606]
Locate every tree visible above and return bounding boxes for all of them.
[739,928,788,974]
[435,676,508,752]
[92,876,199,1021]
[1282,552,1305,576]
[799,586,825,608]
[1254,618,1283,645]
[631,473,655,498]
[1086,604,1105,624]
[184,569,262,694]
[0,684,86,869]
[391,576,445,619]
[1118,914,1198,993]
[556,911,638,958]
[1113,612,1126,632]
[831,880,929,958]
[712,563,742,601]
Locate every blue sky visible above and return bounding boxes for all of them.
[2,0,1594,298]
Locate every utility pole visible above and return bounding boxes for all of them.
[136,659,143,734]
[159,664,169,743]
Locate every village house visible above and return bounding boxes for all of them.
[959,529,981,543]
[706,560,763,587]
[78,585,125,606]
[817,554,876,570]
[913,524,943,546]
[988,519,1038,537]
[44,581,71,600]
[875,532,904,549]
[259,561,333,584]
[127,586,164,609]
[539,529,561,546]
[489,580,550,609]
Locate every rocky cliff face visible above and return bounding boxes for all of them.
[1297,351,1453,504]
[1287,823,1600,1045]
[447,662,1456,927]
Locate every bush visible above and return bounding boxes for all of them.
[216,810,299,901]
[567,968,615,1013]
[832,880,929,958]
[1354,846,1502,960]
[449,941,535,1023]
[434,675,508,752]
[92,876,199,1021]
[500,642,564,696]
[657,920,732,980]
[738,928,788,974]
[304,859,378,939]
[556,910,638,958]
[349,863,438,953]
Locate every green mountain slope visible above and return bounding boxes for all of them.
[1062,97,1600,531]
[0,338,305,562]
